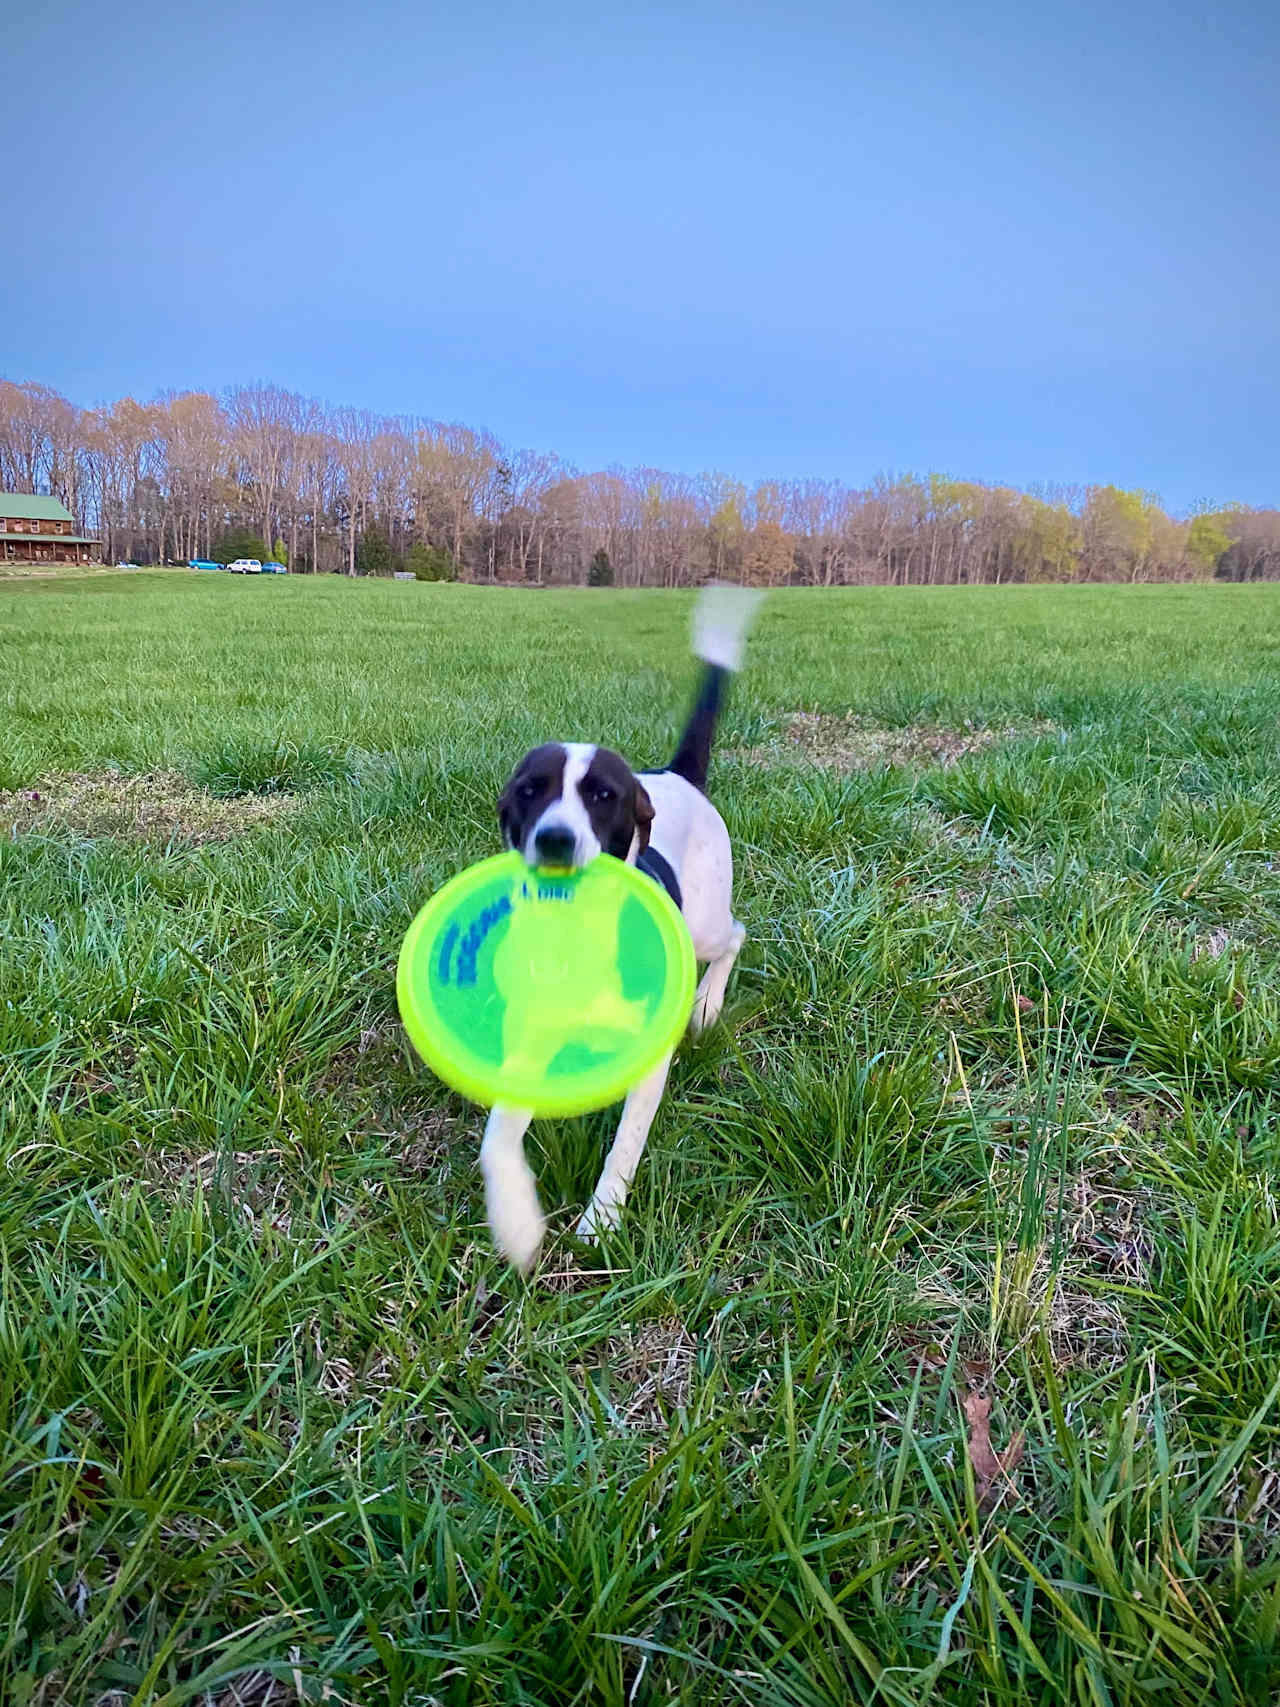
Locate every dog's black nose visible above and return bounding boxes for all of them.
[533,825,576,867]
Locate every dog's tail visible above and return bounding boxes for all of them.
[668,583,764,791]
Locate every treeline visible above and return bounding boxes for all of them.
[2,377,1277,585]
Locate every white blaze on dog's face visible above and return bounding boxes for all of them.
[498,742,654,869]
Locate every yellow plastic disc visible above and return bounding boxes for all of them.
[397,851,696,1116]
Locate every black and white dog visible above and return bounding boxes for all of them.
[482,585,761,1271]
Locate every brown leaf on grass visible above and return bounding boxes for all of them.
[962,1390,1025,1505]
[67,1462,107,1520]
[1015,993,1035,1013]
[902,1334,948,1376]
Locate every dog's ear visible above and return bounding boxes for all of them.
[633,779,654,853]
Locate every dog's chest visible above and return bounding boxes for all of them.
[635,845,682,909]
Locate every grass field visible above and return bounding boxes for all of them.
[3,573,1280,1706]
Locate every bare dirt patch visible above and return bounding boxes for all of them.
[0,770,300,843]
[740,713,1055,771]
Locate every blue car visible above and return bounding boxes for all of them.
[190,559,223,571]
[261,561,289,575]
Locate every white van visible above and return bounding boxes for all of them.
[228,558,263,575]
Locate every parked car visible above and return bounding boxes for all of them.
[260,561,288,574]
[189,558,223,571]
[227,558,263,574]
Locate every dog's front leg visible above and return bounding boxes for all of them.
[481,1106,544,1273]
[576,1053,672,1240]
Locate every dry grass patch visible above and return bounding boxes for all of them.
[1062,1172,1155,1283]
[741,712,1055,771]
[316,1024,405,1094]
[141,1146,296,1233]
[907,1245,1133,1373]
[1042,1281,1131,1371]
[205,1674,299,1707]
[602,1316,698,1428]
[0,564,132,582]
[395,1109,461,1178]
[1,770,300,843]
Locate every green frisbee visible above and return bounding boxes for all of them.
[397,851,696,1117]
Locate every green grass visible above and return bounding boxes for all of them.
[2,573,1280,1705]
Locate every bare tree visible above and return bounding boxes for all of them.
[414,422,499,572]
[296,407,336,573]
[158,392,226,560]
[331,407,382,575]
[0,371,1251,585]
[0,381,79,497]
[226,384,307,554]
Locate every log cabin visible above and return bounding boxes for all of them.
[0,493,99,565]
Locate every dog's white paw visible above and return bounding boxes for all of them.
[575,1195,621,1242]
[483,1143,546,1273]
[494,1205,546,1274]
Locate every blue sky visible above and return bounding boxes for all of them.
[2,0,1275,511]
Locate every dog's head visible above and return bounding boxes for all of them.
[498,742,654,870]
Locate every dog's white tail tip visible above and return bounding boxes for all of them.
[692,581,765,673]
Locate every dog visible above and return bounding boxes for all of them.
[481,584,762,1271]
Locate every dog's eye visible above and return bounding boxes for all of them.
[517,782,539,802]
[592,785,615,804]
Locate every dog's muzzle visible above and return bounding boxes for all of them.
[532,824,577,867]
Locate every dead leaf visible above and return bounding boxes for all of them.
[66,1462,108,1521]
[900,1331,948,1377]
[962,1390,1024,1505]
[1015,993,1035,1013]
